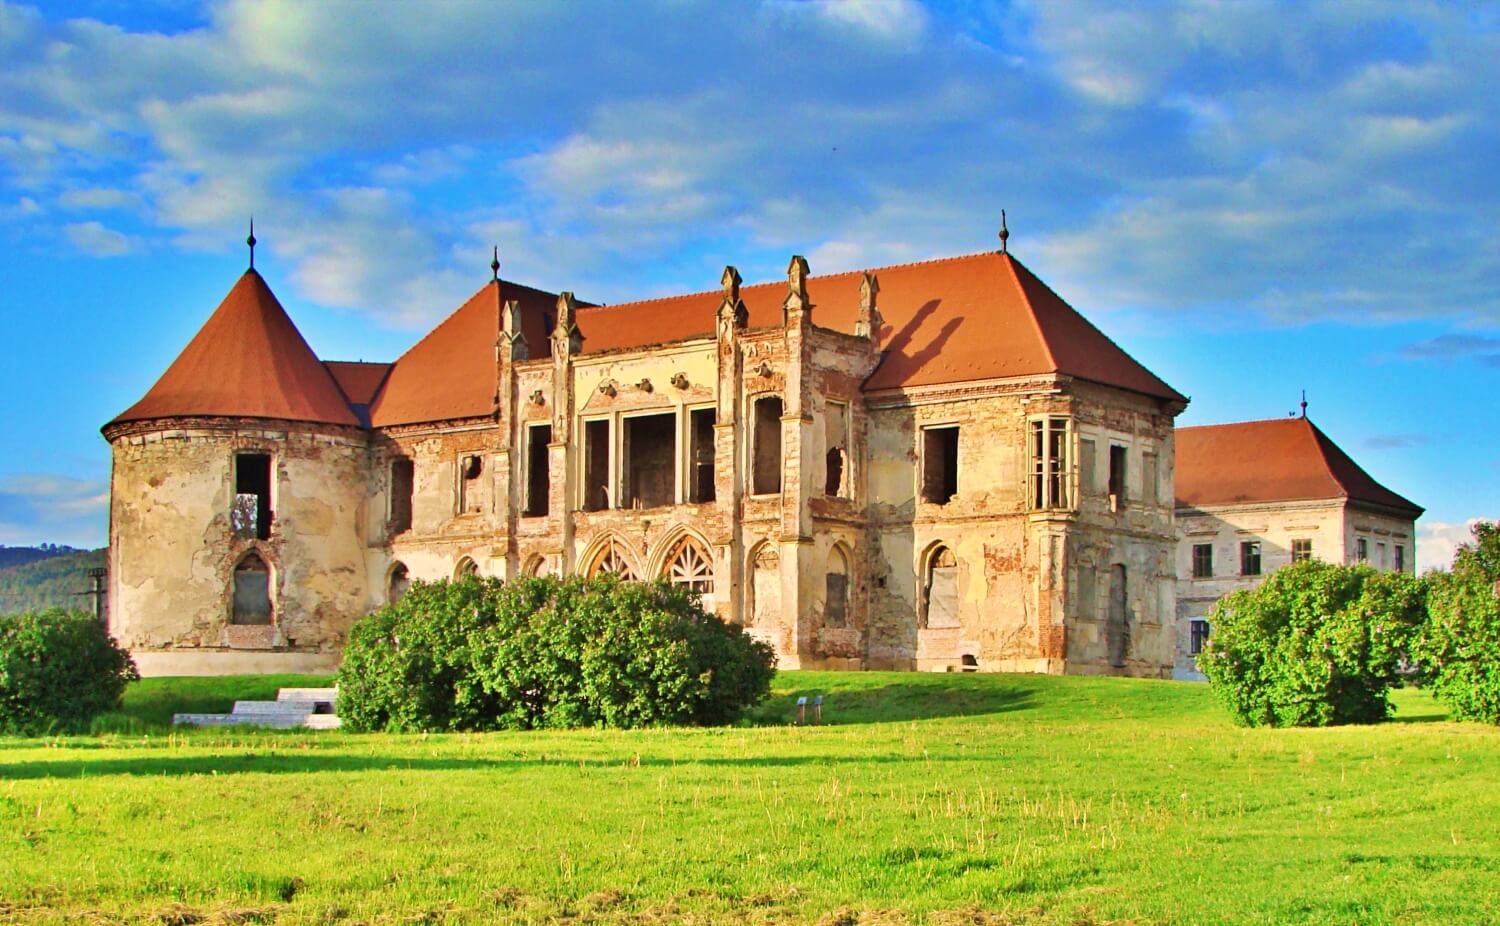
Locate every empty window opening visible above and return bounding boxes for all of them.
[524,424,551,517]
[1078,438,1097,496]
[1189,619,1211,656]
[233,453,272,541]
[1356,537,1369,562]
[455,557,479,579]
[1142,452,1158,506]
[1292,538,1313,563]
[750,544,780,627]
[1192,543,1213,578]
[922,426,959,504]
[1240,541,1262,576]
[1395,545,1406,573]
[689,408,717,503]
[825,401,849,497]
[458,454,483,514]
[1029,418,1070,509]
[522,554,549,577]
[752,397,783,495]
[1108,445,1127,504]
[825,547,850,629]
[389,457,414,533]
[623,413,676,509]
[388,562,410,605]
[589,539,636,580]
[583,419,611,511]
[665,537,714,596]
[922,545,960,629]
[1106,564,1129,668]
[232,553,272,625]
[960,654,979,671]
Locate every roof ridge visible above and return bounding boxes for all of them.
[998,252,1058,372]
[388,280,502,365]
[1299,418,1348,501]
[577,250,999,315]
[1178,416,1308,431]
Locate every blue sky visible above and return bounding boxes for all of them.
[0,0,1495,570]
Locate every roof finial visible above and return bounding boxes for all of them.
[1300,389,1308,419]
[490,245,500,283]
[247,216,257,271]
[998,209,1009,254]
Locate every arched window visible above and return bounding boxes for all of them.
[455,557,479,580]
[663,536,713,596]
[749,543,779,627]
[388,562,410,604]
[232,552,272,625]
[921,545,959,629]
[824,546,850,628]
[588,539,636,580]
[522,554,549,578]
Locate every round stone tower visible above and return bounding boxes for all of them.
[102,268,376,675]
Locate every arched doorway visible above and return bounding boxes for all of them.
[388,562,410,604]
[232,552,272,625]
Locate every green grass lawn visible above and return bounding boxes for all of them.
[1,672,1495,925]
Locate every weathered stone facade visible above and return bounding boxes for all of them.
[105,247,1189,676]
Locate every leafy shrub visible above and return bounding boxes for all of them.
[1199,560,1425,726]
[338,574,776,732]
[1415,522,1500,724]
[0,608,139,736]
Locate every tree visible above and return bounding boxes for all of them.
[1199,560,1426,727]
[1415,521,1500,724]
[0,608,139,736]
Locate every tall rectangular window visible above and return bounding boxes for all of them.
[752,397,783,495]
[233,453,272,541]
[689,408,716,503]
[524,424,551,517]
[1192,543,1213,578]
[825,401,850,497]
[1189,619,1211,655]
[1356,537,1369,562]
[1108,444,1127,503]
[1078,438,1096,496]
[623,413,676,509]
[389,457,414,533]
[1291,538,1312,562]
[1141,452,1158,506]
[1240,540,1262,576]
[921,426,959,504]
[457,454,483,514]
[1376,542,1387,569]
[583,419,611,511]
[1395,545,1406,573]
[1029,417,1070,509]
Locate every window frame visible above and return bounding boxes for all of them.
[920,423,960,505]
[1192,543,1214,579]
[1240,540,1262,577]
[1291,538,1312,563]
[1028,415,1072,511]
[1189,618,1211,656]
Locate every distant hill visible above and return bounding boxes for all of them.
[0,547,108,615]
[0,543,82,570]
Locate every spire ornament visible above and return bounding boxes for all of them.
[491,245,500,282]
[998,209,1009,254]
[247,217,257,270]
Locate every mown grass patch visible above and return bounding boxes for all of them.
[1,672,1495,925]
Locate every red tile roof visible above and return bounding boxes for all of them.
[1175,417,1423,515]
[567,251,1184,399]
[368,279,574,427]
[108,270,360,428]
[323,361,391,406]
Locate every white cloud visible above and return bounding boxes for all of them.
[64,220,135,256]
[1418,518,1498,574]
[58,187,138,210]
[0,474,109,549]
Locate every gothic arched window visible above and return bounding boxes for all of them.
[664,537,713,596]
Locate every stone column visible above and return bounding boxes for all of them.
[780,256,817,662]
[714,266,747,621]
[550,292,582,575]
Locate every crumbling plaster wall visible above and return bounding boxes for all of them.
[108,421,371,675]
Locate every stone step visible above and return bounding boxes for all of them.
[303,714,342,730]
[173,712,311,729]
[277,687,338,703]
[232,700,318,715]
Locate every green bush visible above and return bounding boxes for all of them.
[0,608,139,736]
[337,574,776,732]
[1415,522,1500,724]
[1199,560,1425,727]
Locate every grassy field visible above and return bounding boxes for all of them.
[1,672,1496,925]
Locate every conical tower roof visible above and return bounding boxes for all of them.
[108,270,359,428]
